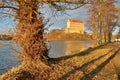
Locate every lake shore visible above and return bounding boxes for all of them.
[1,42,120,80]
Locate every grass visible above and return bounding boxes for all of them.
[0,42,120,80]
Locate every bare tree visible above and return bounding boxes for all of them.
[87,0,118,44]
[0,0,88,62]
[87,0,103,45]
[117,6,120,27]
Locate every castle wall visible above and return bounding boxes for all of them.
[65,19,84,34]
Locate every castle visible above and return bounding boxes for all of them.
[65,19,84,34]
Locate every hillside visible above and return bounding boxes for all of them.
[45,29,90,41]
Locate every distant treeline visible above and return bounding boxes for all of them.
[0,34,12,40]
[44,29,91,41]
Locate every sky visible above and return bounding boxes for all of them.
[47,6,88,31]
[0,3,119,35]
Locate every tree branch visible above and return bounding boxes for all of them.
[0,5,18,10]
[48,2,85,10]
[38,0,89,4]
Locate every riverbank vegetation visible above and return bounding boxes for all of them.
[44,29,91,41]
[44,29,119,41]
[1,42,120,80]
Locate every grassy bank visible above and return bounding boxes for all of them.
[0,42,120,80]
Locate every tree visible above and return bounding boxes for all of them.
[87,0,118,44]
[117,6,120,27]
[0,0,88,62]
[116,28,120,40]
[87,0,103,45]
[103,0,118,42]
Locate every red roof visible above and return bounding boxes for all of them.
[69,19,83,23]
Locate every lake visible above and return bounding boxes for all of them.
[0,40,93,74]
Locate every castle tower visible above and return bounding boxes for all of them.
[65,19,84,34]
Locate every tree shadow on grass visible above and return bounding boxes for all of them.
[80,47,120,80]
[57,46,118,80]
[118,74,120,80]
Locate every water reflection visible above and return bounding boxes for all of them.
[0,40,20,74]
[48,41,66,58]
[48,40,93,58]
[65,41,84,55]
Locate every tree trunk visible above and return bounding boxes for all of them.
[104,32,107,43]
[15,1,49,62]
[108,32,112,43]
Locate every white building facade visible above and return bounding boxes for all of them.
[65,19,84,34]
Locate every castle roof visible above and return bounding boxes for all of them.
[68,19,83,23]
